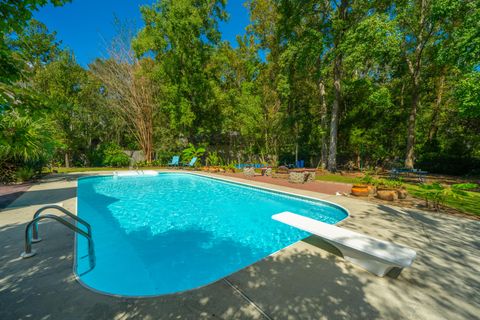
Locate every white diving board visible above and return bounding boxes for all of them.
[272,211,417,277]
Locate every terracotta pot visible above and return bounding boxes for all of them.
[397,189,408,199]
[376,189,398,201]
[351,184,370,197]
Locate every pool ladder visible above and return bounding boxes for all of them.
[21,204,95,270]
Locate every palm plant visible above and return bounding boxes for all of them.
[181,143,205,162]
[419,182,478,211]
[0,111,59,181]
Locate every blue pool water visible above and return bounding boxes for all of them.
[76,173,348,296]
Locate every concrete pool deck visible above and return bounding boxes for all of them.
[0,171,479,320]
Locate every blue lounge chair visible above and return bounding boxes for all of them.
[183,157,197,168]
[167,156,180,167]
[295,160,305,168]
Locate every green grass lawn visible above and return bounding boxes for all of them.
[316,173,479,217]
[406,184,480,217]
[315,173,359,184]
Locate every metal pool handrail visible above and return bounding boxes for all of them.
[21,214,95,271]
[31,204,91,242]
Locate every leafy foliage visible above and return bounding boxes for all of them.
[206,151,223,166]
[419,182,478,211]
[101,143,130,167]
[0,0,70,84]
[1,0,479,184]
[15,166,35,182]
[182,143,205,162]
[0,111,57,162]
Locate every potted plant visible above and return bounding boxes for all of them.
[376,179,406,201]
[351,173,376,197]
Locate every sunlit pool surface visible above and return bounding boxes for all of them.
[76,173,348,296]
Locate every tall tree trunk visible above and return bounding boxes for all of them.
[428,72,445,142]
[327,0,347,172]
[404,0,428,169]
[319,80,328,169]
[295,142,298,163]
[64,152,70,168]
[265,122,269,156]
[327,54,342,172]
[405,77,419,169]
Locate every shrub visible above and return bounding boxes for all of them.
[134,160,149,167]
[150,159,163,166]
[206,151,222,166]
[15,167,35,182]
[0,112,58,182]
[224,163,237,172]
[134,159,162,167]
[0,162,16,183]
[419,182,478,211]
[155,151,177,165]
[182,144,205,163]
[102,143,130,167]
[357,172,375,185]
[377,178,404,189]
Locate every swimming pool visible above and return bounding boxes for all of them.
[76,173,348,296]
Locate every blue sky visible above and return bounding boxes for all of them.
[34,0,250,67]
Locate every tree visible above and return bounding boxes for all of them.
[247,0,285,164]
[0,0,70,84]
[394,0,479,168]
[34,51,88,167]
[134,0,228,143]
[2,0,480,177]
[9,19,62,70]
[34,51,120,167]
[91,27,158,163]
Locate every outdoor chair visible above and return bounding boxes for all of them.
[182,157,198,168]
[167,156,180,167]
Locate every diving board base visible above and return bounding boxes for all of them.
[344,256,396,277]
[330,241,397,276]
